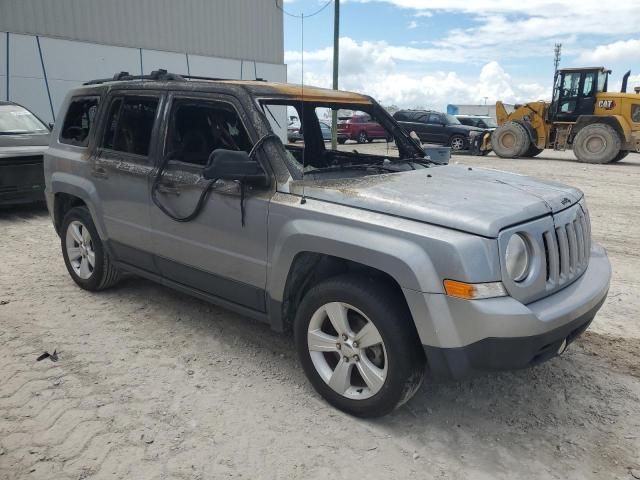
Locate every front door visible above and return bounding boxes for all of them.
[426,113,447,143]
[149,94,272,313]
[91,92,162,272]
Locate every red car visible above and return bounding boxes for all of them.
[337,114,389,144]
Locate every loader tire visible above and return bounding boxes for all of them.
[491,122,530,158]
[523,144,544,157]
[611,150,629,163]
[573,123,621,164]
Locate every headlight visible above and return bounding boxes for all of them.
[505,233,530,282]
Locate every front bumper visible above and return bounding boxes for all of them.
[404,243,610,378]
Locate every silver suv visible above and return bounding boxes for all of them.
[44,71,611,417]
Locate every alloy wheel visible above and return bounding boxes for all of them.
[451,136,465,151]
[307,302,387,400]
[65,220,95,279]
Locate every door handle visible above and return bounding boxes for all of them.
[157,183,180,196]
[92,166,108,178]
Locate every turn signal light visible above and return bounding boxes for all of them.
[443,280,507,300]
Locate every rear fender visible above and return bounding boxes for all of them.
[50,172,107,240]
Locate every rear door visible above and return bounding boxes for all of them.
[90,92,163,272]
[148,93,272,313]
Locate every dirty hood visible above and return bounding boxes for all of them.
[295,165,583,237]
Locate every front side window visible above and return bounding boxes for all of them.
[632,105,640,124]
[60,97,100,147]
[582,72,596,97]
[102,96,159,156]
[166,100,252,166]
[562,72,581,97]
[0,104,48,134]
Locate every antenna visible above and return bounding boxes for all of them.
[275,0,333,205]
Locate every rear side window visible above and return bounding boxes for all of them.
[632,105,640,123]
[102,96,159,156]
[59,97,100,147]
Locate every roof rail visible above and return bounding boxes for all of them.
[84,69,267,85]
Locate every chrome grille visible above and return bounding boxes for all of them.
[543,206,590,289]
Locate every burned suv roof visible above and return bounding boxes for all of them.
[82,69,371,104]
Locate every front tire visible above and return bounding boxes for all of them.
[294,274,425,417]
[523,144,544,157]
[357,131,368,144]
[492,122,530,158]
[61,206,120,291]
[573,123,621,164]
[611,150,629,163]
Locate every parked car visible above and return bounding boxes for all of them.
[0,101,51,206]
[337,114,388,144]
[393,109,484,151]
[45,70,610,417]
[455,114,497,130]
[288,121,332,143]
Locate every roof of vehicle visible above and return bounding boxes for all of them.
[558,66,609,73]
[395,109,440,113]
[455,114,491,118]
[81,70,371,105]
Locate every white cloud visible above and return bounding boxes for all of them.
[577,39,640,65]
[407,20,418,29]
[286,37,548,109]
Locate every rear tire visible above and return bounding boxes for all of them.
[492,122,530,158]
[294,274,425,417]
[573,123,621,164]
[449,135,466,152]
[61,206,120,291]
[338,138,346,145]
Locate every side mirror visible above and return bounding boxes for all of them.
[48,122,54,131]
[203,149,268,186]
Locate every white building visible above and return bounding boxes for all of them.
[0,0,286,123]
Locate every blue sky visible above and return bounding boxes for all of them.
[281,0,640,109]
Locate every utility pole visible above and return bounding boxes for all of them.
[331,0,340,150]
[553,43,562,74]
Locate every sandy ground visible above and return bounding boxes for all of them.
[1,150,639,480]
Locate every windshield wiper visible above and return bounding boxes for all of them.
[308,163,398,174]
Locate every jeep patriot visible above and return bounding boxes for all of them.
[44,70,611,417]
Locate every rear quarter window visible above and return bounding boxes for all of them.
[59,96,100,147]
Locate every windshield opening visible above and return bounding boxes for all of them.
[260,99,427,180]
[0,104,48,134]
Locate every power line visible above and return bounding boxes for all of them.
[275,0,333,18]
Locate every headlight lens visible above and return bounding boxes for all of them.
[505,233,530,282]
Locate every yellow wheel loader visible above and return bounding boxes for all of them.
[486,67,640,163]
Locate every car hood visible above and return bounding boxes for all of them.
[293,166,583,237]
[452,124,484,132]
[0,132,50,159]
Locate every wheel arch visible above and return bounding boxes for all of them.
[51,172,105,239]
[572,115,629,145]
[267,226,440,335]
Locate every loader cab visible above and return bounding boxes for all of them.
[551,67,610,122]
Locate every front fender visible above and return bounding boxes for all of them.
[268,218,437,303]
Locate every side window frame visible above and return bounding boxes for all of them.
[97,91,164,164]
[58,95,101,148]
